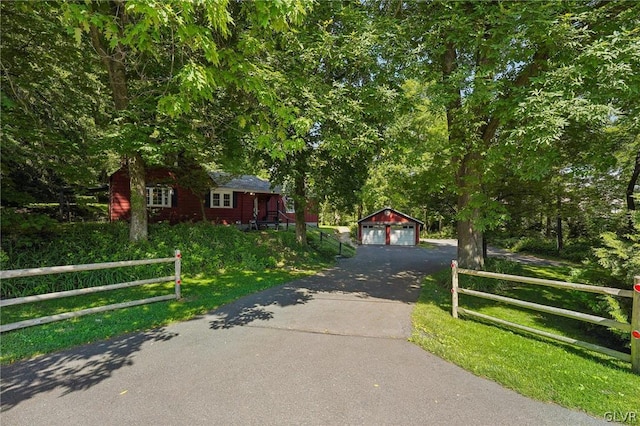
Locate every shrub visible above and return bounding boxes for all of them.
[461,258,526,293]
[0,208,58,237]
[585,213,640,347]
[511,237,557,256]
[594,215,640,286]
[510,236,595,263]
[0,222,331,299]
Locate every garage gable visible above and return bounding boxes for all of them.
[357,208,424,246]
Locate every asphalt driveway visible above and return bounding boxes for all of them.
[1,243,605,425]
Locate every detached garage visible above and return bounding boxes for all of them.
[358,208,424,246]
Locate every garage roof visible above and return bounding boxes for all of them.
[357,207,425,225]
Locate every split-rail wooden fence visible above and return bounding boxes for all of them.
[451,260,640,374]
[0,250,182,333]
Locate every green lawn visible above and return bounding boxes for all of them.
[0,268,320,364]
[1,223,337,365]
[306,225,356,258]
[411,266,639,423]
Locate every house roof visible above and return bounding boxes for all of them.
[357,207,425,225]
[208,172,281,194]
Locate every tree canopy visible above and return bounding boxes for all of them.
[1,0,638,268]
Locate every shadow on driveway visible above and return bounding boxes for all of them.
[1,329,177,412]
[2,244,455,413]
[208,245,454,332]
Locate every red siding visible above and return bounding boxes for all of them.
[109,167,319,225]
[109,169,131,222]
[357,208,423,245]
[367,211,412,224]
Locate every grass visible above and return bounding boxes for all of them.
[418,241,437,249]
[411,265,639,423]
[1,268,320,364]
[1,223,336,364]
[3,222,636,421]
[306,226,356,258]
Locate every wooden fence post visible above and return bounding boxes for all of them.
[175,250,182,300]
[632,276,640,374]
[451,260,459,319]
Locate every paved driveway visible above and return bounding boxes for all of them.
[1,244,604,425]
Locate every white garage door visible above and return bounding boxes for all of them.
[390,225,415,246]
[361,225,386,245]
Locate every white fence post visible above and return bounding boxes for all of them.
[451,260,459,319]
[175,250,182,300]
[632,276,640,374]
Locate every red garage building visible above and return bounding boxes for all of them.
[357,208,424,246]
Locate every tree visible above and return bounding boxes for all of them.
[249,1,390,245]
[386,0,639,268]
[360,79,453,228]
[1,2,111,207]
[64,0,307,241]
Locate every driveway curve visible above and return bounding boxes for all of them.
[1,244,604,425]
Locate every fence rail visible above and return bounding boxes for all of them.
[451,260,640,374]
[0,250,182,333]
[317,229,348,256]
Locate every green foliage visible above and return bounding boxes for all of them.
[510,237,594,263]
[359,79,452,225]
[0,222,333,299]
[305,227,356,259]
[381,1,639,269]
[511,237,559,256]
[0,209,59,237]
[1,2,113,206]
[460,258,526,293]
[594,214,640,285]
[581,213,640,344]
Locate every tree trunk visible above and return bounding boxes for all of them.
[442,41,483,269]
[556,195,563,252]
[482,233,488,261]
[293,172,307,246]
[89,6,147,242]
[128,153,148,242]
[627,149,640,211]
[454,148,485,269]
[626,149,640,229]
[200,198,207,222]
[457,191,485,269]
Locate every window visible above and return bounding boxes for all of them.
[146,187,172,208]
[210,190,233,208]
[283,196,295,213]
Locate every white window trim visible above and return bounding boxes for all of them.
[210,189,233,209]
[146,186,172,208]
[283,196,295,214]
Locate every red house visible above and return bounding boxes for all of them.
[357,207,424,246]
[109,167,318,228]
